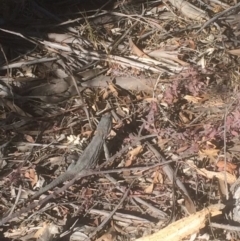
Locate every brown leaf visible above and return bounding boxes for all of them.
[85,188,93,197]
[216,160,237,173]
[125,145,143,167]
[25,169,38,187]
[123,170,131,177]
[184,195,196,214]
[188,39,196,49]
[144,183,154,194]
[199,148,219,163]
[34,222,48,239]
[96,228,116,241]
[143,97,158,102]
[183,95,203,104]
[153,171,163,184]
[82,130,92,138]
[179,111,190,123]
[176,145,189,153]
[125,158,133,167]
[102,89,109,99]
[228,49,240,56]
[24,134,35,143]
[96,233,115,241]
[129,38,151,59]
[196,168,236,184]
[108,83,118,97]
[158,137,169,149]
[218,179,228,196]
[147,49,189,66]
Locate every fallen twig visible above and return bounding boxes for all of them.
[197,2,240,33]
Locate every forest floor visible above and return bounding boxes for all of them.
[0,0,240,240]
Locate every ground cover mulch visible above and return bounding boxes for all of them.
[1,0,240,240]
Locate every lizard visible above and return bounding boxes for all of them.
[30,113,112,200]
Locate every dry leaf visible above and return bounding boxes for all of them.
[153,171,163,184]
[129,38,151,59]
[48,33,81,44]
[188,162,236,184]
[158,137,169,149]
[218,179,228,196]
[96,227,116,241]
[144,183,154,194]
[147,49,189,66]
[228,49,240,56]
[96,233,115,241]
[125,158,133,167]
[196,168,236,184]
[188,39,196,49]
[34,222,48,239]
[25,169,38,187]
[4,226,33,239]
[47,156,64,166]
[212,5,224,13]
[216,160,237,173]
[184,195,196,214]
[176,145,189,153]
[112,222,124,235]
[102,89,109,99]
[108,83,118,97]
[143,98,158,103]
[24,134,35,143]
[126,145,143,167]
[123,170,131,177]
[183,95,203,104]
[34,222,59,241]
[122,107,129,115]
[129,145,143,158]
[82,130,92,138]
[179,111,190,123]
[199,148,219,162]
[136,94,144,100]
[85,187,93,197]
[206,141,217,148]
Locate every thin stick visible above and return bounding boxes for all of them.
[0,162,172,226]
[197,2,240,33]
[87,181,134,240]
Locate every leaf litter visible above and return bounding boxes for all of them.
[1,0,240,240]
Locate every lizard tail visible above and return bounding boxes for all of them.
[31,172,74,200]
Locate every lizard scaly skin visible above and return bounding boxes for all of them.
[31,113,112,200]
